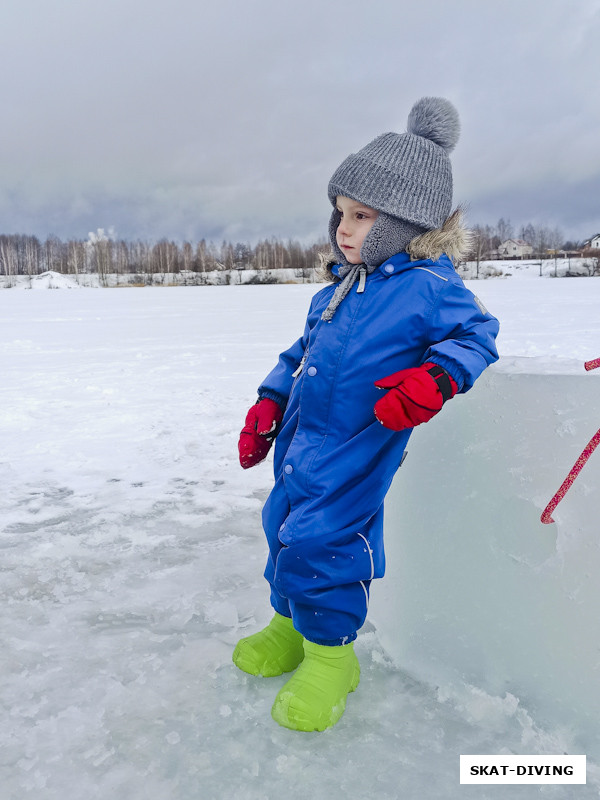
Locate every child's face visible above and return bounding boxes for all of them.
[335,196,379,264]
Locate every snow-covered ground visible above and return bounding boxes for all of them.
[0,267,319,290]
[458,258,599,280]
[1,279,599,799]
[1,253,597,291]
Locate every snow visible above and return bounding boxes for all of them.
[459,258,599,280]
[1,280,599,799]
[14,270,85,290]
[1,267,319,290]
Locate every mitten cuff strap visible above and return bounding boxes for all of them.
[425,364,455,403]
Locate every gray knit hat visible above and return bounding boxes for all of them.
[328,96,460,268]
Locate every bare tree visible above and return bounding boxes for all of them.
[196,239,207,274]
[533,225,551,275]
[44,235,66,273]
[496,217,513,244]
[86,229,113,286]
[152,239,179,282]
[21,235,41,276]
[519,223,536,247]
[470,224,494,277]
[130,240,150,274]
[220,240,234,270]
[547,226,564,276]
[182,241,194,272]
[0,235,18,285]
[67,239,85,280]
[115,240,130,277]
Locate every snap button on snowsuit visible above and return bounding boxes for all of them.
[307,366,317,376]
[284,464,293,474]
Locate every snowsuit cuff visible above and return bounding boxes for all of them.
[302,631,358,647]
[258,388,288,409]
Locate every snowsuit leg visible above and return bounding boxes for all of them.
[263,478,385,646]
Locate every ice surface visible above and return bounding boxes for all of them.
[1,280,599,798]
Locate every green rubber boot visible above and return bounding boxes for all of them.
[232,613,304,677]
[271,639,360,731]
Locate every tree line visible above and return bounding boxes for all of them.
[0,220,591,279]
[0,230,329,279]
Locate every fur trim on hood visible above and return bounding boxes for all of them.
[320,207,471,282]
[407,207,471,263]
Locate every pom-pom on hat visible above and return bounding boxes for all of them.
[406,96,460,152]
[328,97,460,233]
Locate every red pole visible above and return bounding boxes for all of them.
[541,358,600,524]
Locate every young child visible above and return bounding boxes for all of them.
[233,97,499,732]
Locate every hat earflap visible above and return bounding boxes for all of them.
[359,213,427,268]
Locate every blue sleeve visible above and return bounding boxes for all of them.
[423,279,499,392]
[257,298,315,405]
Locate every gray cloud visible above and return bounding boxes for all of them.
[1,0,599,243]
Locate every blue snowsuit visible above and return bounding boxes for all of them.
[258,251,499,646]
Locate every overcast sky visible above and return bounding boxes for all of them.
[1,0,599,244]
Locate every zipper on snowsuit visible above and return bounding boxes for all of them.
[356,267,367,294]
[292,349,308,378]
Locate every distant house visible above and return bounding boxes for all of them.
[495,239,534,259]
[585,234,600,249]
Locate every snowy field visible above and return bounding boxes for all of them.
[1,278,599,799]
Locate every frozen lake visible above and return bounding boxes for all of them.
[1,279,599,799]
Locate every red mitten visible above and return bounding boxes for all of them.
[374,363,458,431]
[238,397,284,469]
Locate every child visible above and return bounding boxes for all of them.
[233,97,499,732]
